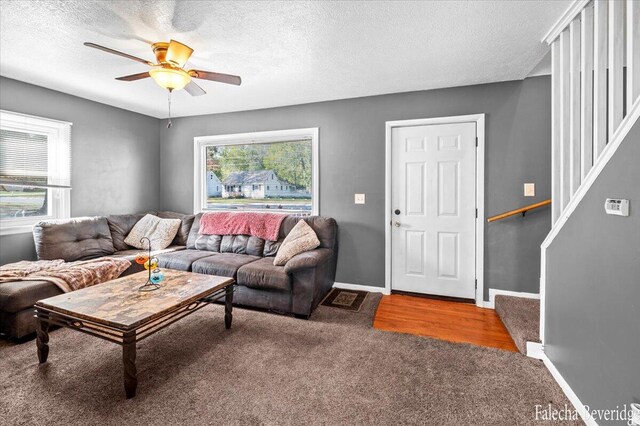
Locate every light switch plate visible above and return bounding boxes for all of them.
[355,193,365,204]
[524,183,535,197]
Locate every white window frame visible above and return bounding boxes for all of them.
[194,128,319,215]
[0,110,72,236]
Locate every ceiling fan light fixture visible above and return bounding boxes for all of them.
[165,40,194,68]
[84,39,240,97]
[149,67,191,91]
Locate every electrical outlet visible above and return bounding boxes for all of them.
[355,193,365,204]
[524,183,535,197]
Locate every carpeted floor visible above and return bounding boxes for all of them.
[0,294,581,425]
[495,295,541,354]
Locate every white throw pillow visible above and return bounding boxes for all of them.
[124,214,181,250]
[273,220,320,266]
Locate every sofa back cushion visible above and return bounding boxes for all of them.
[156,211,195,246]
[187,214,263,256]
[123,214,182,250]
[263,239,283,257]
[220,235,265,256]
[107,211,193,250]
[107,213,148,251]
[187,213,216,250]
[33,217,116,261]
[273,220,321,266]
[279,216,337,250]
[187,213,337,255]
[194,234,223,252]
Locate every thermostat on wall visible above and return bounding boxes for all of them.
[604,198,629,216]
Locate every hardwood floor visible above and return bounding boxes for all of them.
[373,293,518,352]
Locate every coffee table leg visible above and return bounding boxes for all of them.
[225,285,233,329]
[122,332,137,398]
[36,311,50,364]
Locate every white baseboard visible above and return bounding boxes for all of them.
[526,342,544,360]
[486,289,540,309]
[333,282,390,295]
[541,353,597,426]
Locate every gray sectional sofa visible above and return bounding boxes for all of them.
[0,211,338,339]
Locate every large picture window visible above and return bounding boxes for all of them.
[0,110,71,235]
[194,128,318,215]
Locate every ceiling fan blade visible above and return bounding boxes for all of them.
[190,70,242,86]
[165,39,193,67]
[115,72,151,81]
[184,80,206,96]
[84,42,154,66]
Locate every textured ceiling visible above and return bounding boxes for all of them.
[0,0,569,118]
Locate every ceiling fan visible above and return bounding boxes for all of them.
[84,39,241,96]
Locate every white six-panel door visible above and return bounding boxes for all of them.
[391,122,477,299]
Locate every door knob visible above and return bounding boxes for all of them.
[393,221,401,227]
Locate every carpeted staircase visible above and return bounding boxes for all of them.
[495,295,541,356]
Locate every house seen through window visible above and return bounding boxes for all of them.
[204,139,313,213]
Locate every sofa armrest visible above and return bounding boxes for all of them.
[284,248,333,274]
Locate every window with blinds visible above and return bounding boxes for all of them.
[0,110,71,233]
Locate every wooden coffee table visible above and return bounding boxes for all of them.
[34,270,235,398]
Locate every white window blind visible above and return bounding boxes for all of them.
[0,110,72,235]
[0,113,71,188]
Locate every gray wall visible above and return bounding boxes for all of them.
[0,77,160,265]
[0,75,552,299]
[545,118,640,421]
[160,76,552,299]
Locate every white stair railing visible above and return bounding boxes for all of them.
[540,0,640,345]
[544,0,640,225]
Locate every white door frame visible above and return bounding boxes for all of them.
[384,114,486,307]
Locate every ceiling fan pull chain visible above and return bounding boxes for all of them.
[167,89,172,129]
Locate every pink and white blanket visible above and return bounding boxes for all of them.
[199,212,287,242]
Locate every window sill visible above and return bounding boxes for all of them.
[0,223,36,236]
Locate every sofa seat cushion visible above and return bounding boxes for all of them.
[0,280,63,313]
[155,249,215,271]
[237,257,291,292]
[192,253,260,278]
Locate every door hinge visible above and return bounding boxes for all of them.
[475,137,478,147]
[475,208,478,218]
[475,279,478,290]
